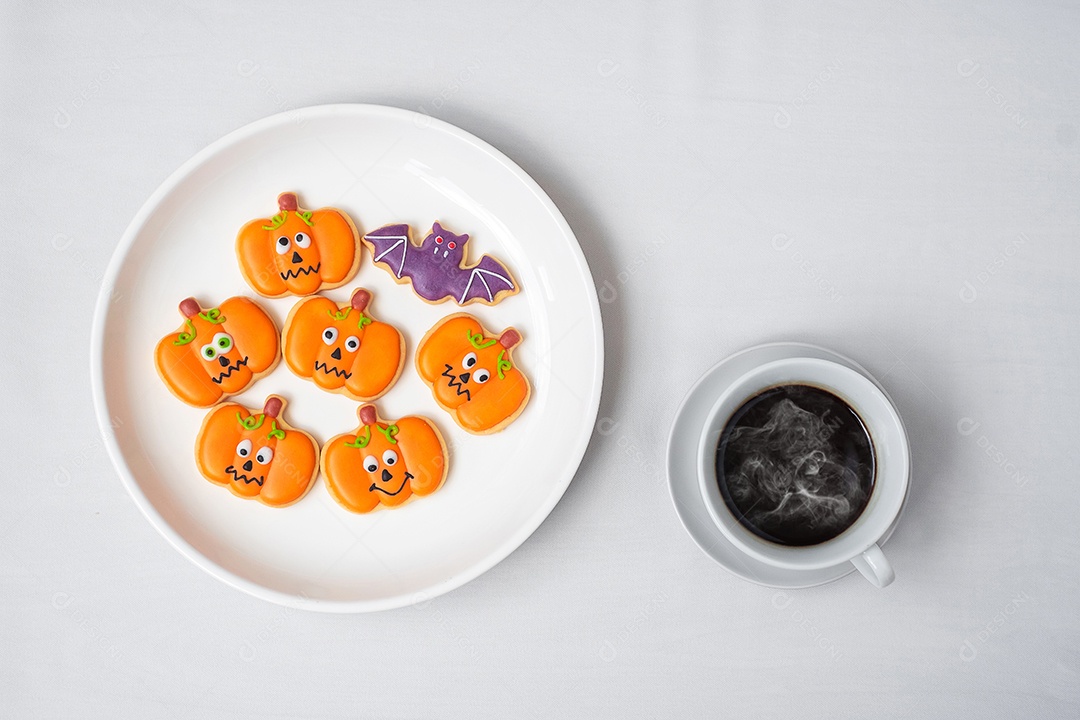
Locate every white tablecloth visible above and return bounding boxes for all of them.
[4,1,1077,716]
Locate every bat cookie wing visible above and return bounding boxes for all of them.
[364,224,411,280]
[459,254,517,305]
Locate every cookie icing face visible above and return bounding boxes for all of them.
[282,288,405,401]
[423,223,467,265]
[416,314,530,434]
[236,192,361,298]
[195,396,319,507]
[155,296,279,407]
[321,405,448,514]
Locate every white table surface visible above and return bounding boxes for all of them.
[4,1,1078,717]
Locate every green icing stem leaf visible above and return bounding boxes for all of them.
[375,424,399,444]
[467,330,497,350]
[173,319,196,346]
[328,307,351,321]
[261,211,289,231]
[267,420,285,440]
[496,349,513,380]
[295,210,314,226]
[199,308,226,324]
[357,314,372,329]
[344,425,370,449]
[237,412,265,431]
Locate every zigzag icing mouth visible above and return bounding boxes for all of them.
[441,364,471,401]
[280,263,321,281]
[225,465,264,487]
[369,472,413,496]
[315,361,351,379]
[212,356,249,384]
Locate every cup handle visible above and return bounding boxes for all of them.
[850,543,895,588]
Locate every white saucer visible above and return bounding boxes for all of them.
[665,342,908,589]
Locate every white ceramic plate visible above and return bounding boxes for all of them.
[91,104,603,612]
[666,343,907,589]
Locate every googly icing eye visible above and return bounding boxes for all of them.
[236,439,253,457]
[435,236,443,244]
[473,368,490,384]
[382,449,398,466]
[275,236,290,255]
[213,332,233,352]
[462,352,477,369]
[322,327,338,345]
[201,343,217,361]
[448,241,456,250]
[344,336,360,352]
[255,446,274,465]
[294,232,311,249]
[363,455,379,473]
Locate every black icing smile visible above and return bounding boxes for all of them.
[441,364,471,401]
[280,263,321,281]
[225,464,264,487]
[370,471,413,496]
[315,361,351,379]
[212,355,249,384]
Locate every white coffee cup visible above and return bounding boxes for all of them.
[696,357,910,588]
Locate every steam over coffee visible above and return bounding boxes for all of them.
[715,384,875,547]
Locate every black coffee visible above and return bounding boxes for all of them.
[715,384,874,547]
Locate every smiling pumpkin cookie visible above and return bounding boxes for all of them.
[321,405,448,514]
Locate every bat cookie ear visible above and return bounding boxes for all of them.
[431,221,467,242]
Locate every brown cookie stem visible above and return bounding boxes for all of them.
[277,192,299,212]
[358,405,377,426]
[351,288,371,312]
[263,396,283,419]
[498,329,521,349]
[179,298,201,318]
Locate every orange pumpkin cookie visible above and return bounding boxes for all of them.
[281,288,405,401]
[155,296,279,407]
[416,313,530,434]
[321,405,448,514]
[236,191,361,298]
[195,396,319,507]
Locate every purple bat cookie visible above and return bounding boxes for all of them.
[363,222,518,305]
